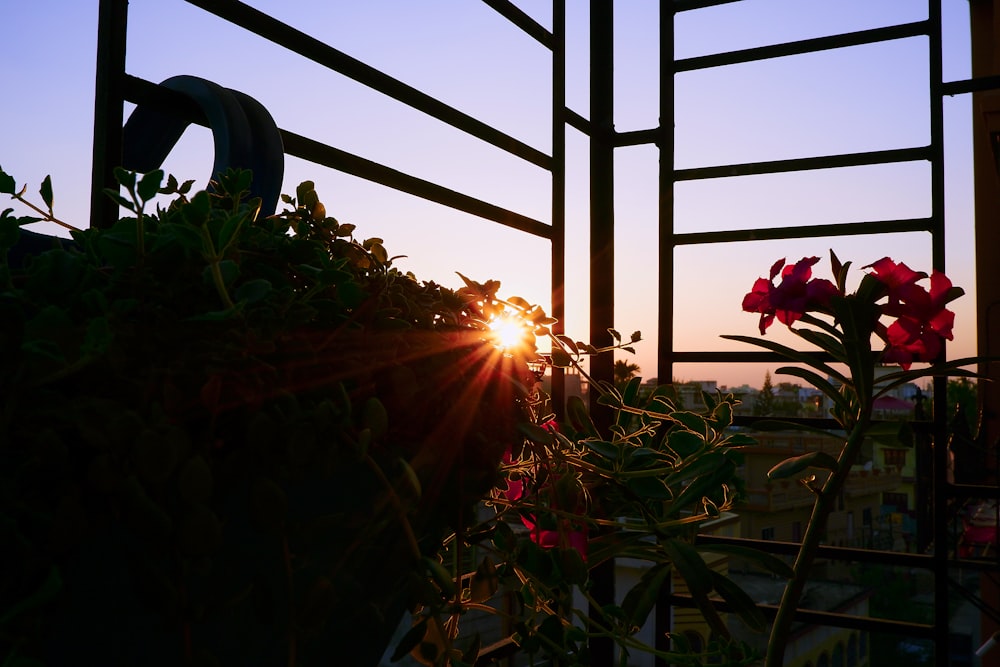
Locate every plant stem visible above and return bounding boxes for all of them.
[200,226,235,310]
[12,194,81,232]
[764,417,869,667]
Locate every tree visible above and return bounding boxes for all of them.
[614,360,641,386]
[753,371,775,416]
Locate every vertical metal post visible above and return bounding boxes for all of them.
[90,0,128,230]
[928,2,950,666]
[551,0,567,418]
[589,2,616,665]
[655,2,675,662]
[656,1,676,394]
[590,0,615,421]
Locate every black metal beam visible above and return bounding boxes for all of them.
[614,127,661,147]
[182,0,552,171]
[675,146,932,181]
[122,75,551,239]
[941,74,1000,96]
[480,0,553,48]
[550,0,567,417]
[90,0,128,229]
[676,20,929,72]
[673,217,934,245]
[589,4,616,664]
[668,593,937,638]
[564,107,591,136]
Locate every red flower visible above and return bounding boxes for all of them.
[742,257,838,334]
[867,259,956,369]
[501,419,588,560]
[880,317,947,370]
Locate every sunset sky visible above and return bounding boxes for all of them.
[2,0,978,388]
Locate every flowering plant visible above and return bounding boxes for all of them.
[728,251,981,667]
[397,286,783,666]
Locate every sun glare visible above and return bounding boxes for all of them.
[488,314,530,351]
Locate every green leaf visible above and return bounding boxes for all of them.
[667,430,706,458]
[361,397,388,438]
[391,619,427,662]
[709,570,767,632]
[469,557,499,603]
[829,295,879,403]
[550,348,573,368]
[661,538,728,637]
[669,411,709,436]
[184,190,212,227]
[39,175,53,213]
[137,169,164,202]
[873,356,991,396]
[767,451,839,480]
[103,188,135,212]
[695,543,793,578]
[518,421,556,445]
[566,395,598,437]
[583,439,621,461]
[422,556,456,598]
[113,166,136,190]
[793,327,847,362]
[774,365,850,415]
[235,278,272,304]
[626,475,673,499]
[608,328,621,342]
[203,260,240,288]
[0,213,21,251]
[0,166,16,194]
[720,334,849,386]
[621,562,672,630]
[668,458,737,515]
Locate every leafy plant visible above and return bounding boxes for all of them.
[0,165,530,666]
[728,252,983,667]
[1,165,781,667]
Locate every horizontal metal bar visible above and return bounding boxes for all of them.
[675,21,929,72]
[480,0,553,48]
[675,146,931,181]
[614,127,660,147]
[949,482,1000,499]
[941,75,1000,96]
[668,350,834,364]
[123,75,551,239]
[182,0,552,171]
[668,594,937,638]
[694,535,936,569]
[280,130,553,238]
[672,0,743,13]
[564,107,590,135]
[674,217,934,245]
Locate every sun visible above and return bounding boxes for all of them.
[487,313,531,351]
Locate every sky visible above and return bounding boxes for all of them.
[1,0,980,390]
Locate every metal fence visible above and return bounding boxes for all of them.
[89,1,1000,665]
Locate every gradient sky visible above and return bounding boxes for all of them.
[2,0,979,389]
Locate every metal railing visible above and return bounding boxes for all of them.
[89,1,1000,665]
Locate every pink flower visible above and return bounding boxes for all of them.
[742,257,838,334]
